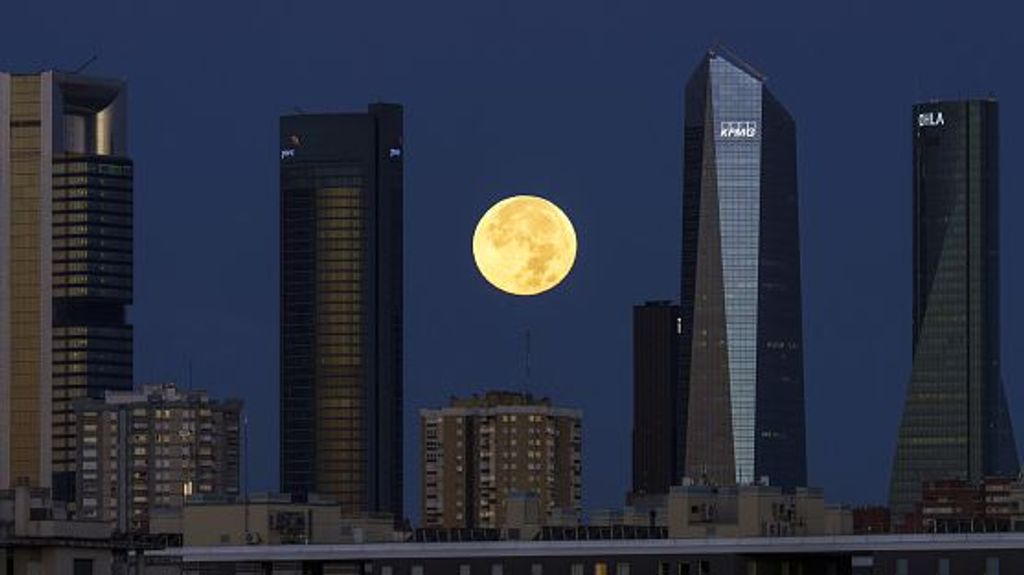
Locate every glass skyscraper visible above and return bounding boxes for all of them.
[890,99,1019,521]
[0,72,133,501]
[679,48,806,488]
[279,104,404,521]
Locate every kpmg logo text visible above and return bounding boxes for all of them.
[720,121,758,139]
[917,112,945,127]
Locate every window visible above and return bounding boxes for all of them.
[616,564,630,575]
[657,563,670,575]
[531,565,543,575]
[594,563,607,575]
[411,567,423,575]
[986,557,1000,575]
[460,565,471,575]
[697,561,710,575]
[896,559,908,575]
[571,564,584,575]
[491,566,503,575]
[938,559,950,575]
[73,559,94,575]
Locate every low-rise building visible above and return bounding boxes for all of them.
[901,477,1022,533]
[149,493,404,547]
[665,484,852,538]
[0,485,149,574]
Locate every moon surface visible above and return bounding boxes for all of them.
[472,195,577,296]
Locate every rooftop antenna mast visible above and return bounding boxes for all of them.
[524,328,532,395]
[72,55,98,75]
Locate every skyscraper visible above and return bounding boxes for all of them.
[890,99,1019,521]
[679,48,806,488]
[280,104,403,520]
[632,301,682,497]
[0,72,133,501]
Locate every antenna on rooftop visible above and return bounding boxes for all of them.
[524,328,532,395]
[72,55,98,75]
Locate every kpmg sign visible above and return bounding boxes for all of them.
[917,112,945,127]
[720,121,758,139]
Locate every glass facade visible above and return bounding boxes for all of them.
[890,100,1019,521]
[680,49,806,488]
[1,72,130,496]
[5,75,48,488]
[709,57,762,485]
[280,105,403,520]
[51,156,133,504]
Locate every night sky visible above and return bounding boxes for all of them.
[3,0,1024,521]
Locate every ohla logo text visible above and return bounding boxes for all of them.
[918,112,945,127]
[720,121,757,139]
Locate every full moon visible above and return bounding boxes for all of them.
[472,195,577,296]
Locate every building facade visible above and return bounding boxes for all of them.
[632,301,682,497]
[73,383,242,534]
[145,534,1024,575]
[279,105,404,520]
[679,48,806,488]
[0,72,133,503]
[420,391,582,529]
[890,99,1019,521]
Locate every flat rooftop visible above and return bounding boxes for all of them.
[148,533,1024,563]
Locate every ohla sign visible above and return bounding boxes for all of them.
[720,121,758,139]
[918,112,945,127]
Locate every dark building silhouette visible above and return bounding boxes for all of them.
[0,72,133,503]
[890,99,1019,521]
[632,301,682,497]
[279,104,403,520]
[679,48,806,488]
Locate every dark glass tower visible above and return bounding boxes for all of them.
[890,99,1019,521]
[679,48,806,488]
[632,301,682,497]
[280,104,403,520]
[0,72,132,501]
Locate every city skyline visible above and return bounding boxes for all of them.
[3,0,1024,523]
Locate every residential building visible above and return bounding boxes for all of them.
[73,383,242,534]
[420,391,582,529]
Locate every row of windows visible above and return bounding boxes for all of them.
[53,200,132,214]
[53,161,133,176]
[54,176,132,189]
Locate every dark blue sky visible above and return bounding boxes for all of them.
[4,0,1023,520]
